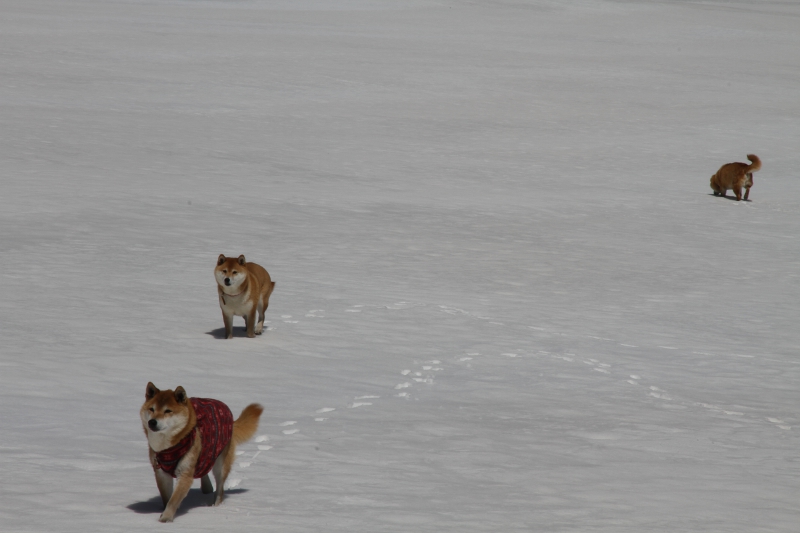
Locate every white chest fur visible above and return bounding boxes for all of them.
[219,291,254,317]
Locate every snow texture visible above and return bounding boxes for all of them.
[1,0,799,531]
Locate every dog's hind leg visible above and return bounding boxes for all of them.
[201,474,214,494]
[212,442,236,506]
[211,442,236,505]
[255,299,265,335]
[744,173,753,200]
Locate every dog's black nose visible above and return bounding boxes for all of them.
[224,278,231,286]
[148,419,158,430]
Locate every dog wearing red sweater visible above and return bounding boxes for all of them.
[140,383,263,522]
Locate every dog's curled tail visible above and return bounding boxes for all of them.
[746,154,761,173]
[232,403,263,445]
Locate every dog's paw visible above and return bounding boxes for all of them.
[158,513,174,523]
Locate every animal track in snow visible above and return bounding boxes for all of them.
[438,305,469,315]
[767,417,791,430]
[279,421,298,435]
[648,386,672,400]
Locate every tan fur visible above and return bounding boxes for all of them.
[710,154,761,201]
[140,383,263,522]
[215,254,275,339]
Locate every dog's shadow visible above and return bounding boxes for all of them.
[127,488,248,517]
[709,193,751,202]
[205,326,250,339]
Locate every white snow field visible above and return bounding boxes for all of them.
[2,0,799,531]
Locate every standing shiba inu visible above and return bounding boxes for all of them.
[140,382,263,522]
[215,254,275,339]
[710,154,761,201]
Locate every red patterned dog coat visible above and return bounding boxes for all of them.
[154,398,234,478]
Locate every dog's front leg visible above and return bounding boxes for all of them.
[245,308,256,338]
[154,468,174,508]
[158,440,200,523]
[159,469,194,523]
[222,309,234,339]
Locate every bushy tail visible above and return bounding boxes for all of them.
[232,403,263,445]
[746,154,761,173]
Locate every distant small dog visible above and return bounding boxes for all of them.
[140,383,263,522]
[710,154,761,201]
[215,254,275,339]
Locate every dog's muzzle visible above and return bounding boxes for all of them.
[224,278,231,286]
[148,419,159,431]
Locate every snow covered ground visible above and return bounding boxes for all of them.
[1,0,799,530]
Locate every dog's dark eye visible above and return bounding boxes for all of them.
[149,407,154,412]
[222,269,227,273]
[232,271,237,275]
[164,409,172,414]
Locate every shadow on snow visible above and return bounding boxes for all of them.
[127,488,249,516]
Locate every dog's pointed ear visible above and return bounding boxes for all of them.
[217,254,226,266]
[237,255,246,265]
[174,386,188,404]
[146,382,159,399]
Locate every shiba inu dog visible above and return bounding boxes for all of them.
[215,254,275,339]
[140,382,263,522]
[710,154,761,201]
